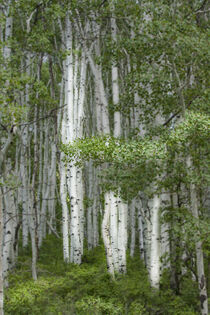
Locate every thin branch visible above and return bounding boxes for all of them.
[163,95,199,127]
[17,104,67,128]
[47,221,60,238]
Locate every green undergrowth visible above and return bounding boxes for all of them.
[5,235,199,315]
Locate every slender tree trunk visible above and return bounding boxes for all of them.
[37,116,43,235]
[92,174,99,247]
[130,199,136,257]
[87,162,94,250]
[138,208,145,261]
[160,192,170,270]
[110,7,128,273]
[187,157,208,315]
[58,73,70,262]
[60,152,70,262]
[61,15,87,264]
[102,193,114,277]
[110,192,119,270]
[2,175,17,286]
[118,199,128,273]
[0,192,4,315]
[29,107,39,281]
[48,140,57,230]
[38,121,49,247]
[149,194,161,288]
[20,125,29,247]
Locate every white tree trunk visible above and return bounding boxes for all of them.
[28,191,37,281]
[38,121,49,247]
[149,194,161,288]
[110,192,119,270]
[187,157,208,315]
[86,161,100,249]
[111,13,121,138]
[20,126,29,247]
[110,10,128,273]
[138,208,145,261]
[2,181,17,285]
[61,15,87,264]
[92,175,99,247]
[0,192,4,315]
[37,117,43,234]
[88,54,110,134]
[102,193,114,276]
[59,62,70,260]
[160,193,170,270]
[48,139,57,230]
[3,0,12,61]
[29,110,39,281]
[118,199,128,273]
[60,151,70,262]
[86,162,94,249]
[130,199,136,257]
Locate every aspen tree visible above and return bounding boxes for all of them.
[187,156,208,315]
[0,192,3,315]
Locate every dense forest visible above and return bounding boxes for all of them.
[0,0,209,314]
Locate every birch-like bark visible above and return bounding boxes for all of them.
[87,163,93,249]
[160,193,170,270]
[0,192,3,315]
[58,73,70,262]
[29,107,39,281]
[130,199,136,257]
[75,50,86,257]
[110,192,119,270]
[62,15,86,264]
[187,157,208,315]
[0,0,13,171]
[65,15,79,264]
[3,0,12,61]
[149,194,161,288]
[86,161,100,250]
[14,142,21,261]
[88,54,110,134]
[0,132,13,172]
[102,193,114,277]
[28,191,37,281]
[140,196,151,269]
[48,138,57,230]
[138,208,145,261]
[20,125,29,247]
[110,8,128,273]
[38,120,49,247]
[79,16,109,255]
[0,160,18,286]
[37,116,43,233]
[60,151,69,262]
[84,30,106,252]
[92,174,99,247]
[118,199,128,273]
[111,12,121,138]
[87,10,128,274]
[2,172,17,285]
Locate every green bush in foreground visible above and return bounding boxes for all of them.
[5,236,199,314]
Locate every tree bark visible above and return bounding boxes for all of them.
[149,194,161,288]
[187,156,208,315]
[102,193,114,277]
[130,199,136,257]
[0,192,4,315]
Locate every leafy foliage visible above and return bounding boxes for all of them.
[5,235,200,315]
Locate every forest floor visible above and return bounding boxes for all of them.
[5,235,200,315]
